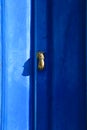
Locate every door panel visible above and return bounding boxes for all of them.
[52,0,85,129]
[35,0,86,130]
[1,0,31,130]
[36,0,48,130]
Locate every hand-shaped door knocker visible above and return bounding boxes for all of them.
[37,52,45,70]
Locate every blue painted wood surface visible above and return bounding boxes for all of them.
[52,0,86,130]
[35,0,86,130]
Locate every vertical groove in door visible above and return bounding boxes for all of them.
[30,0,37,130]
[47,0,53,130]
[1,0,7,129]
[34,0,37,129]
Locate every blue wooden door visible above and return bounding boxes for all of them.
[32,0,86,130]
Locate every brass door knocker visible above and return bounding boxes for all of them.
[37,52,45,70]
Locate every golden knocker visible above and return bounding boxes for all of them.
[37,52,45,70]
